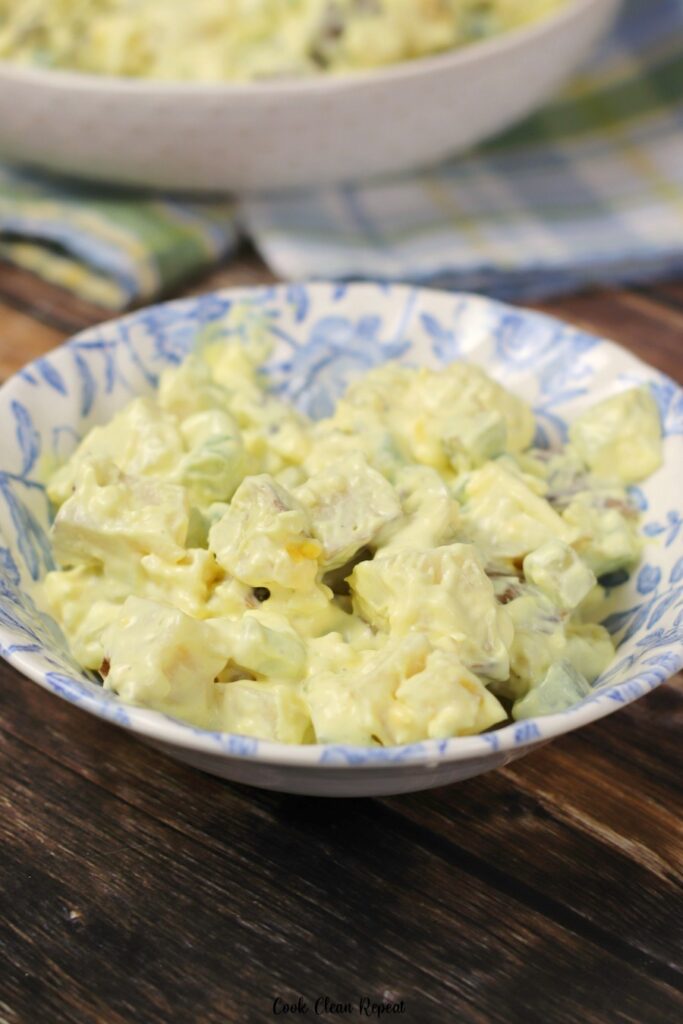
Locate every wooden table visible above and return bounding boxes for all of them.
[1,251,682,1024]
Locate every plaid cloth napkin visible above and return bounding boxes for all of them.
[0,168,237,309]
[244,0,683,300]
[0,0,681,308]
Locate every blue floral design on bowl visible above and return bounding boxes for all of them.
[0,283,680,795]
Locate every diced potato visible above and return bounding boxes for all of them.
[495,591,613,699]
[393,649,507,742]
[322,360,534,476]
[563,490,642,576]
[42,564,128,669]
[306,634,505,746]
[158,353,228,420]
[569,387,662,484]
[460,461,576,562]
[442,409,508,472]
[52,457,189,571]
[296,453,401,569]
[408,362,535,460]
[140,549,221,619]
[304,424,404,481]
[350,543,512,681]
[210,610,307,682]
[564,622,614,683]
[204,336,272,391]
[48,397,183,507]
[385,363,533,473]
[102,597,227,723]
[218,680,311,744]
[333,362,413,421]
[209,474,321,590]
[523,539,596,611]
[376,465,461,552]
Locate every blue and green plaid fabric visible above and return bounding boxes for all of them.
[0,168,237,309]
[244,0,683,299]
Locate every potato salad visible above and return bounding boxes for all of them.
[0,1,566,81]
[40,329,662,746]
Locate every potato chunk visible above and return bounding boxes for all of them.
[523,540,596,611]
[569,387,662,484]
[52,457,189,571]
[460,462,576,563]
[103,596,226,723]
[305,634,505,746]
[48,397,183,507]
[350,544,512,681]
[209,475,321,590]
[296,453,401,570]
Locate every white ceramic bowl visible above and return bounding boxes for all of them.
[0,0,620,192]
[1,283,681,796]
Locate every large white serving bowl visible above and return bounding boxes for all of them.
[1,283,681,796]
[0,0,620,192]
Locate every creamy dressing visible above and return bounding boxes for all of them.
[40,324,662,745]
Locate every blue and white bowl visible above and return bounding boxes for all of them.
[1,283,681,796]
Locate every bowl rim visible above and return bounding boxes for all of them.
[6,641,679,767]
[0,279,680,771]
[0,0,612,96]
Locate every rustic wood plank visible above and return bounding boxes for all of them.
[643,280,683,313]
[4,664,682,970]
[2,716,444,1024]
[385,685,683,976]
[573,674,683,794]
[2,662,682,1024]
[435,702,683,935]
[1,671,683,1024]
[0,299,67,381]
[0,261,107,335]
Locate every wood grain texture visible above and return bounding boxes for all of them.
[0,261,105,336]
[1,666,682,1024]
[0,299,65,379]
[0,254,682,1024]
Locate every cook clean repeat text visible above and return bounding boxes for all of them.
[272,996,407,1017]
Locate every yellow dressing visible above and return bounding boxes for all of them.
[39,327,662,742]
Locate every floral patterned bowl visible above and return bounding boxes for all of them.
[1,283,681,796]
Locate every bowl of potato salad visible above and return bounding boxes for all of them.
[0,0,620,190]
[1,283,681,796]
